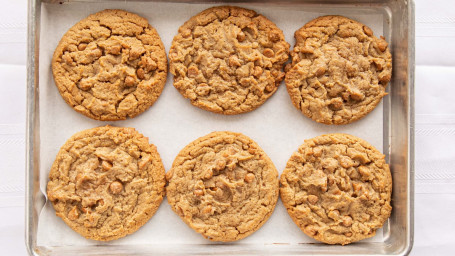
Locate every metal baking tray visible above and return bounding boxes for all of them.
[26,0,415,255]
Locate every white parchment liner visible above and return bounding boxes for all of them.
[37,1,387,246]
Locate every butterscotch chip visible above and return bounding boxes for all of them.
[169,6,289,115]
[52,9,167,121]
[166,131,279,242]
[46,126,166,241]
[280,134,392,245]
[285,16,392,125]
[109,181,123,194]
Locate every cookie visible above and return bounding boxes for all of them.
[46,126,166,241]
[279,134,392,245]
[166,131,279,241]
[52,9,167,121]
[169,6,289,115]
[285,16,392,125]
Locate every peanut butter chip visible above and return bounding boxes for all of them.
[169,6,289,115]
[193,189,204,196]
[350,90,365,101]
[305,226,317,236]
[110,181,123,194]
[78,43,87,51]
[214,159,226,171]
[263,48,274,58]
[285,15,392,125]
[315,66,326,77]
[181,29,191,38]
[203,205,212,214]
[329,98,343,111]
[229,55,241,67]
[165,169,174,181]
[379,72,391,84]
[166,131,279,242]
[101,160,112,171]
[124,76,135,87]
[342,216,353,227]
[46,126,166,241]
[91,49,102,58]
[300,46,314,54]
[204,169,213,179]
[363,26,373,36]
[308,195,319,205]
[244,173,255,183]
[377,39,388,52]
[237,31,246,42]
[265,84,275,93]
[137,68,145,80]
[328,210,340,220]
[68,206,80,220]
[52,9,167,121]
[280,134,392,245]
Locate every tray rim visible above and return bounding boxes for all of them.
[25,0,415,255]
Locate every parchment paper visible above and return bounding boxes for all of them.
[37,1,386,246]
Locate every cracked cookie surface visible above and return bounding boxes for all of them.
[52,9,167,121]
[169,6,289,115]
[166,131,279,241]
[285,16,392,125]
[280,133,392,245]
[46,126,166,241]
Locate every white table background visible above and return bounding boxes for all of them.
[0,0,453,254]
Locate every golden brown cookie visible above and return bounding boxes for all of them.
[47,126,166,241]
[169,6,289,115]
[166,131,279,241]
[280,133,392,245]
[285,16,392,125]
[52,9,167,121]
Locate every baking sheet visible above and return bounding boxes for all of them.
[36,1,386,247]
